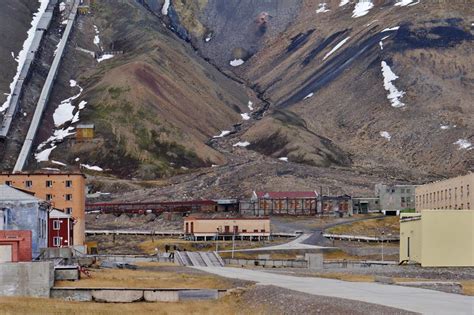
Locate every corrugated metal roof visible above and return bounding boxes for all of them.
[0,185,39,202]
[77,124,94,129]
[255,191,317,199]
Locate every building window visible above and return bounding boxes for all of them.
[46,180,53,188]
[468,203,471,210]
[53,220,61,230]
[406,189,411,194]
[65,208,73,214]
[65,194,73,201]
[406,197,411,203]
[5,181,12,186]
[401,188,405,194]
[253,229,258,233]
[460,186,463,198]
[467,185,470,197]
[46,194,53,201]
[260,229,265,233]
[53,237,61,247]
[65,180,73,188]
[25,180,32,188]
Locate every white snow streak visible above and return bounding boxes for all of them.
[93,25,101,48]
[97,54,114,63]
[80,164,104,171]
[395,0,416,7]
[35,146,57,162]
[304,93,314,100]
[213,130,231,138]
[323,37,350,60]
[381,61,405,108]
[52,160,67,166]
[241,113,251,120]
[279,157,289,162]
[1,0,49,113]
[381,26,400,32]
[230,59,245,67]
[161,0,171,15]
[339,0,350,7]
[233,141,250,147]
[248,101,254,111]
[352,1,374,18]
[379,35,390,50]
[454,139,472,150]
[380,131,391,141]
[316,3,330,13]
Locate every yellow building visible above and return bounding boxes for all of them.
[400,210,474,267]
[184,216,270,241]
[76,124,95,141]
[415,173,473,211]
[0,172,86,245]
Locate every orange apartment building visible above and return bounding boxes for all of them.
[0,172,86,245]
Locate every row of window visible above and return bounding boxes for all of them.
[416,185,470,205]
[4,180,73,188]
[432,203,471,210]
[38,218,47,239]
[386,188,412,194]
[45,194,73,202]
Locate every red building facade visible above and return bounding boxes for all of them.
[48,209,74,247]
[0,230,32,262]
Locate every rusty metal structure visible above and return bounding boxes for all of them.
[85,200,217,215]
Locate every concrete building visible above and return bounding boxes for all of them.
[0,230,32,262]
[0,185,49,258]
[0,172,86,245]
[250,191,318,215]
[48,209,74,248]
[375,183,416,214]
[400,210,473,267]
[184,216,270,240]
[415,173,473,211]
[353,197,381,214]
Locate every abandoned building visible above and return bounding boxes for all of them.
[415,173,473,211]
[48,209,74,248]
[375,183,416,214]
[352,197,381,214]
[184,215,271,241]
[319,195,353,216]
[249,191,318,216]
[0,230,32,262]
[0,172,86,245]
[0,185,49,258]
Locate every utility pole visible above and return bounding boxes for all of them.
[381,230,385,262]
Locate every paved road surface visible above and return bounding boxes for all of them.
[219,234,328,253]
[195,267,473,314]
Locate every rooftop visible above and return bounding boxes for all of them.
[0,185,40,202]
[255,191,318,199]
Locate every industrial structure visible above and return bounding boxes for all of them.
[184,215,271,241]
[0,185,49,258]
[249,191,318,215]
[0,172,86,245]
[415,173,473,211]
[375,183,416,214]
[400,210,473,267]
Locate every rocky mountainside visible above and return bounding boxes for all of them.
[161,0,473,179]
[0,0,472,194]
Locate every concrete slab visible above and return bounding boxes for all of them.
[143,290,179,302]
[92,290,143,302]
[178,289,219,301]
[0,261,53,297]
[51,288,92,301]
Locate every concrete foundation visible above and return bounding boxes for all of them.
[55,266,79,281]
[92,289,144,302]
[51,288,92,301]
[305,253,323,270]
[0,261,54,297]
[178,289,218,301]
[143,290,179,302]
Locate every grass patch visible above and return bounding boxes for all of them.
[55,268,236,289]
[327,216,400,236]
[461,281,474,296]
[0,294,264,315]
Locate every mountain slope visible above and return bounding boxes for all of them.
[166,0,474,178]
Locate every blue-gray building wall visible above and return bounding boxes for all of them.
[1,201,48,258]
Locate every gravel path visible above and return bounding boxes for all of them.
[241,285,416,315]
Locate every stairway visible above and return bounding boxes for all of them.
[175,251,224,267]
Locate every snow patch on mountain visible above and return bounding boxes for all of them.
[381,61,406,108]
[454,139,472,150]
[323,37,350,60]
[241,113,251,120]
[352,1,374,18]
[316,3,330,13]
[213,130,231,138]
[162,0,171,15]
[395,0,418,7]
[230,59,245,67]
[1,0,49,113]
[233,141,250,147]
[380,131,391,141]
